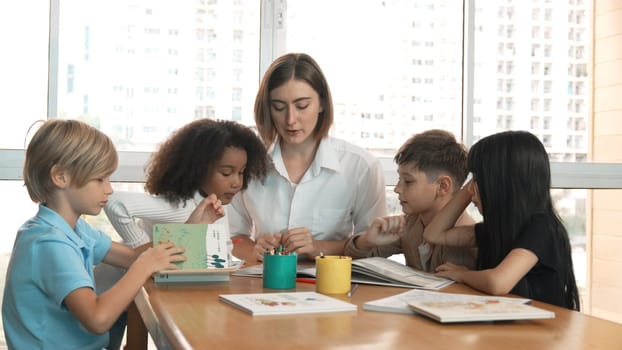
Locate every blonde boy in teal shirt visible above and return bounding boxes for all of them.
[2,119,223,349]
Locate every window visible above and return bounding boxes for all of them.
[232,107,242,121]
[232,88,242,102]
[283,0,463,152]
[52,0,260,152]
[544,8,553,21]
[233,30,243,44]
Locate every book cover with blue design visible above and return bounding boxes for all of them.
[152,223,238,282]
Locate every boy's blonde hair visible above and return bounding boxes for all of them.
[23,119,118,203]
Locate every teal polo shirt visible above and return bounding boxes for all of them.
[2,205,112,349]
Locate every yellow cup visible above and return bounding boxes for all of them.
[315,255,352,294]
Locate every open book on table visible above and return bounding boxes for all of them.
[350,257,453,290]
[364,288,532,315]
[152,223,239,283]
[233,257,451,290]
[406,290,554,323]
[219,291,357,316]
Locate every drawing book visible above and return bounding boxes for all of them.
[152,223,237,283]
[364,289,532,315]
[351,257,453,290]
[406,291,554,323]
[219,291,357,316]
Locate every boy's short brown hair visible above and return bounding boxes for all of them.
[23,119,118,203]
[394,129,467,191]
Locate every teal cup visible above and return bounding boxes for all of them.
[263,254,297,289]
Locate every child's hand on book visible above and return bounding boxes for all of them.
[137,241,187,274]
[434,262,468,282]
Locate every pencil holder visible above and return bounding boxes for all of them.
[315,256,352,294]
[263,253,297,289]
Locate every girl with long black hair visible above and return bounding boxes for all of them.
[423,130,580,310]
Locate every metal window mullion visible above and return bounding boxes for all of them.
[462,0,475,147]
[259,0,287,79]
[48,0,60,119]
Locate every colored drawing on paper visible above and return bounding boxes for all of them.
[249,294,324,308]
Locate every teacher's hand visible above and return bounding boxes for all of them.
[253,232,283,262]
[281,227,315,258]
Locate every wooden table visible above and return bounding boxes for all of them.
[126,275,622,350]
